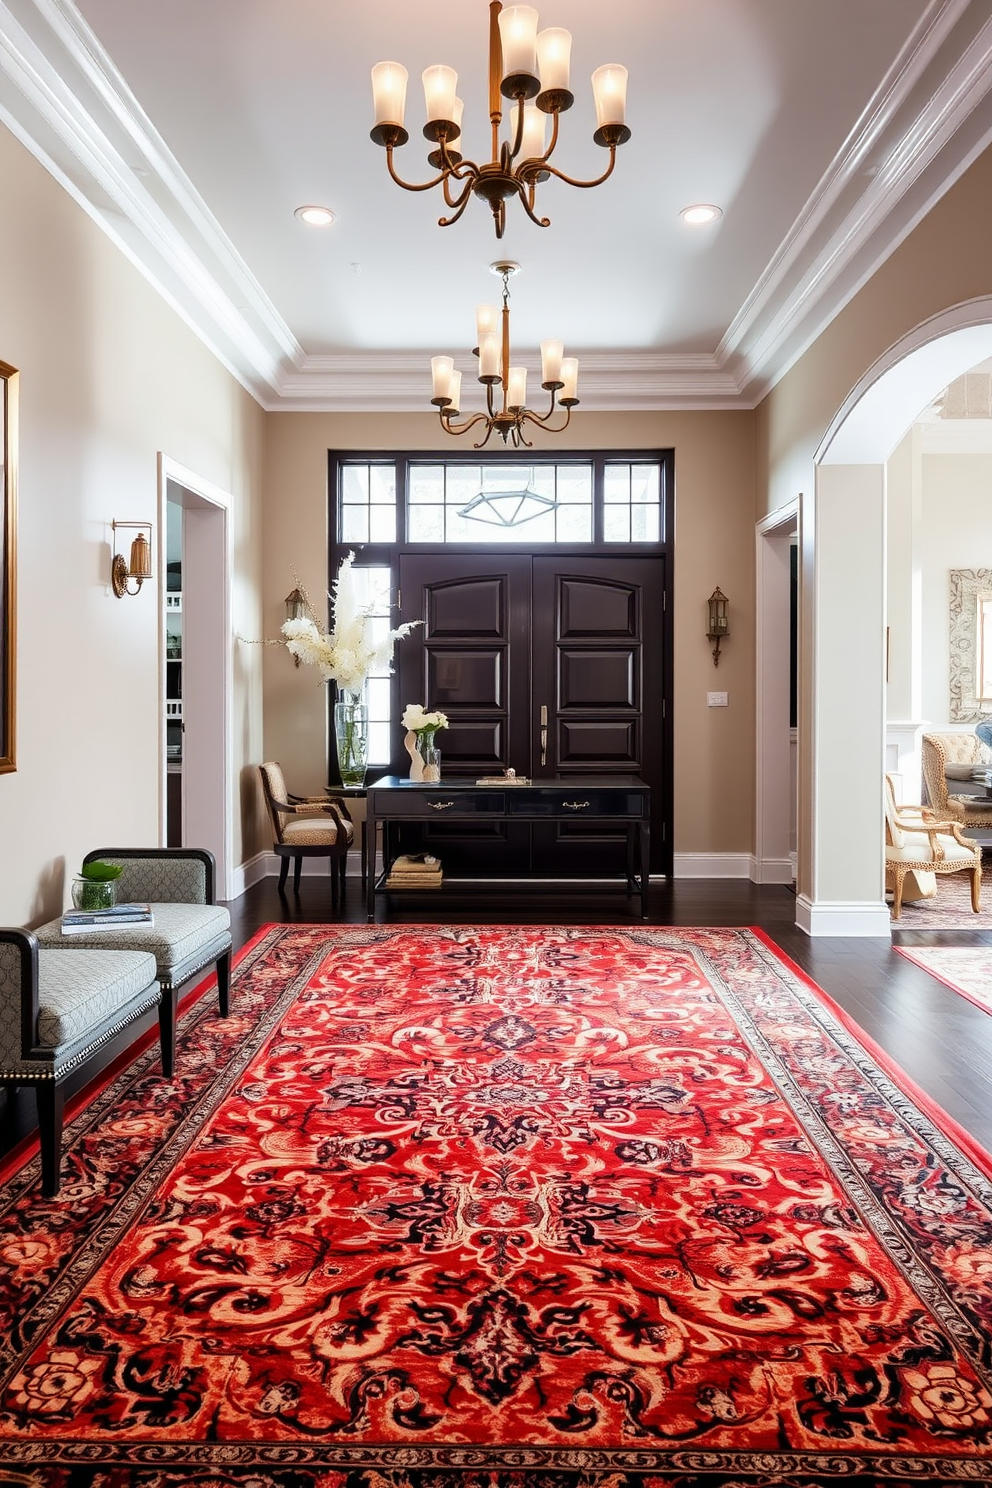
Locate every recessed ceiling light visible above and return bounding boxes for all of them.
[294,205,335,227]
[680,203,722,226]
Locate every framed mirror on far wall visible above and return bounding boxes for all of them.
[0,359,17,774]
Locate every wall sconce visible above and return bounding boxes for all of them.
[111,521,153,598]
[285,587,305,667]
[706,586,729,667]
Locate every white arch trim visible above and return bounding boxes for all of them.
[818,296,992,465]
[798,297,992,936]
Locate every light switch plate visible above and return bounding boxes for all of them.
[707,691,728,706]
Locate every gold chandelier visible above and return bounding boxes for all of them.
[370,2,630,239]
[430,261,577,449]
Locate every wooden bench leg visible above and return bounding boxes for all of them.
[37,1082,65,1198]
[157,986,178,1079]
[216,949,231,1017]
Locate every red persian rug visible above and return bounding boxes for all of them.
[2,924,992,1488]
[896,944,992,1017]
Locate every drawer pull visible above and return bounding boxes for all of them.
[428,799,456,811]
[563,799,590,811]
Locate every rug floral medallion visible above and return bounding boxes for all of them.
[2,924,992,1488]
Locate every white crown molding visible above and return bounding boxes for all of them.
[267,351,744,414]
[727,1,992,401]
[3,0,992,411]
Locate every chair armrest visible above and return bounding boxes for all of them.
[0,927,40,1060]
[290,792,353,820]
[83,848,217,906]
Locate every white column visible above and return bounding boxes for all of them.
[796,464,890,936]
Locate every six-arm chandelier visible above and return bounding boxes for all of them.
[430,260,577,449]
[370,2,630,239]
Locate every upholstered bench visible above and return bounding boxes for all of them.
[0,930,161,1196]
[34,848,232,1075]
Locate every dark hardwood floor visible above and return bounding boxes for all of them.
[4,875,992,1167]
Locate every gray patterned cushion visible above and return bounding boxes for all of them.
[91,857,208,905]
[1,947,158,1075]
[35,904,231,981]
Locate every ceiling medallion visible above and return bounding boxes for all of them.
[370,2,630,239]
[430,261,578,449]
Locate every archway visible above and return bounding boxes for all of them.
[798,299,992,935]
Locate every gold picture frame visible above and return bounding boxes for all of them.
[0,360,18,773]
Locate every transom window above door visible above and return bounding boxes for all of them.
[336,454,667,547]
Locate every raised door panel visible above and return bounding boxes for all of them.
[533,556,665,874]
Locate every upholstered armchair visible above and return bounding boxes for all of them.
[259,762,354,901]
[0,929,161,1195]
[884,774,982,920]
[34,848,232,1075]
[921,732,992,828]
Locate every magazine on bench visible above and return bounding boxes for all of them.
[60,903,154,934]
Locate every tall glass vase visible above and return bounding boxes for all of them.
[334,691,368,787]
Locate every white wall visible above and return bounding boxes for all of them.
[921,452,992,730]
[0,122,266,925]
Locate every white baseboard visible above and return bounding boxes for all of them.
[673,853,753,879]
[258,852,364,881]
[227,852,269,900]
[749,856,795,884]
[795,894,892,938]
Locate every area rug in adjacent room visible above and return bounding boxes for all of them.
[896,942,992,1016]
[890,862,992,930]
[2,924,992,1487]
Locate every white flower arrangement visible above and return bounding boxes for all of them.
[401,704,450,736]
[281,553,419,696]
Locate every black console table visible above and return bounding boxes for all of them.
[366,775,651,920]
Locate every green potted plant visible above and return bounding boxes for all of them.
[71,860,124,911]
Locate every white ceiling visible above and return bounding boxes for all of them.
[3,0,992,410]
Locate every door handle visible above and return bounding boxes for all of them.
[540,704,548,768]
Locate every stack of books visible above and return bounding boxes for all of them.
[385,853,443,889]
[60,902,154,936]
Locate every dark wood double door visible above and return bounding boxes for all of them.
[395,552,668,879]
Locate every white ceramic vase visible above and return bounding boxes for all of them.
[404,729,424,781]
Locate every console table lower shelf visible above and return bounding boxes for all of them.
[365,775,651,920]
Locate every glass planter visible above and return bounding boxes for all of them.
[71,877,117,911]
[421,742,442,782]
[334,693,369,787]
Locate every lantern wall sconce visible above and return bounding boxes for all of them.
[285,587,306,666]
[111,521,153,598]
[706,587,729,667]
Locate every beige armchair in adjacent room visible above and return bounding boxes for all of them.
[920,732,992,828]
[884,773,982,920]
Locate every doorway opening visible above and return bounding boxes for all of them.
[157,456,233,898]
[755,500,799,885]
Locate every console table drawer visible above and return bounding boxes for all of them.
[375,791,507,818]
[507,789,647,819]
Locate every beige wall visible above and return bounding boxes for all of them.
[0,124,266,925]
[261,409,755,857]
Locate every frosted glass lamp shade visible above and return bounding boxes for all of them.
[592,64,628,127]
[371,61,408,127]
[507,366,528,409]
[423,65,458,124]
